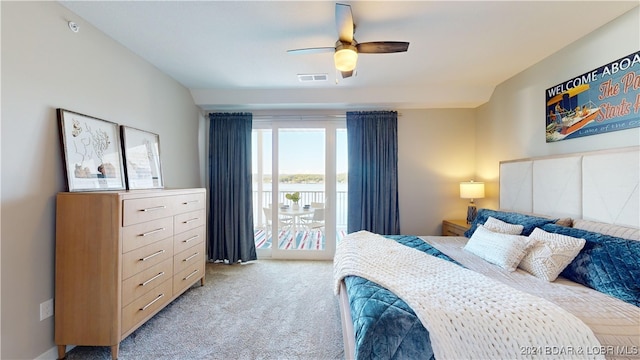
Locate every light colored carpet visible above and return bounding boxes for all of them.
[65,260,344,360]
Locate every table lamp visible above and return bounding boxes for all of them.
[460,181,485,224]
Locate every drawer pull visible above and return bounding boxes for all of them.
[183,252,199,262]
[183,218,199,224]
[140,249,165,262]
[140,205,166,212]
[139,227,166,237]
[140,293,165,311]
[140,272,165,287]
[182,235,199,243]
[182,200,200,205]
[183,269,200,281]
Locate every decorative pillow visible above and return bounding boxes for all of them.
[463,225,535,271]
[464,209,557,238]
[572,219,640,241]
[519,227,586,282]
[541,223,640,306]
[483,216,524,235]
[555,218,573,227]
[498,209,573,227]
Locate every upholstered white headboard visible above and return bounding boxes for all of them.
[500,146,640,228]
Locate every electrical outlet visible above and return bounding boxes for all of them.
[40,299,54,321]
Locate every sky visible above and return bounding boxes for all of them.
[252,128,348,175]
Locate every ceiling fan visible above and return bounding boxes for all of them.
[287,3,410,79]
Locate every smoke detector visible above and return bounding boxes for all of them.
[68,21,80,33]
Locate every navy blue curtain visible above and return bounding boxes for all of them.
[346,111,400,234]
[208,112,257,263]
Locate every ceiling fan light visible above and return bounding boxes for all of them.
[334,48,358,72]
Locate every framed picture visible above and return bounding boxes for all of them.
[57,109,126,192]
[57,109,125,191]
[120,126,164,189]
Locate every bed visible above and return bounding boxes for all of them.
[334,146,640,360]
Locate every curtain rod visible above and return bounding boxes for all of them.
[252,114,344,120]
[203,111,403,120]
[251,113,402,120]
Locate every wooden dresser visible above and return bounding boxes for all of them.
[55,188,206,360]
[441,219,471,237]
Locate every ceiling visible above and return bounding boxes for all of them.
[60,1,638,112]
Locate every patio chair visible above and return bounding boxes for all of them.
[299,202,324,222]
[263,207,293,239]
[301,208,325,233]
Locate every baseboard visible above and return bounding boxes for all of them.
[35,345,75,360]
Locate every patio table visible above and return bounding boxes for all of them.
[278,207,314,234]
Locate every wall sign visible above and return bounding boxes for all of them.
[546,51,640,142]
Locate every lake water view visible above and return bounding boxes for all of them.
[256,183,348,192]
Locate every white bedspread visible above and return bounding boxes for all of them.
[334,231,604,360]
[422,235,640,359]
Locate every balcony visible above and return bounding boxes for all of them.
[252,190,347,250]
[254,228,348,250]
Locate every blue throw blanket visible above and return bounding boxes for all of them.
[344,235,461,360]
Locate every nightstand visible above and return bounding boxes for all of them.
[442,219,471,236]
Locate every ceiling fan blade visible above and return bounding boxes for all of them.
[356,41,410,53]
[341,70,354,79]
[336,3,354,43]
[287,47,335,55]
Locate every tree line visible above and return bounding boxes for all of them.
[257,174,347,183]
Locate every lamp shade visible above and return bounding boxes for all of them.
[334,47,358,72]
[460,181,485,200]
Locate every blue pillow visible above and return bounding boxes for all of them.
[464,209,557,238]
[541,223,640,307]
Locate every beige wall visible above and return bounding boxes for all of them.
[1,2,201,358]
[398,109,476,235]
[476,7,640,210]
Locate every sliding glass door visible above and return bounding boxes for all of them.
[252,119,346,260]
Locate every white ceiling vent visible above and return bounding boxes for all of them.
[297,73,328,82]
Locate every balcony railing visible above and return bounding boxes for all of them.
[252,190,347,229]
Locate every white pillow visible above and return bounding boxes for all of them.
[463,225,535,271]
[519,227,586,281]
[572,219,639,241]
[483,216,524,235]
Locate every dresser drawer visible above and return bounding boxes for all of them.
[173,193,205,214]
[122,237,173,280]
[174,242,205,275]
[173,227,205,254]
[122,217,174,253]
[122,258,172,307]
[121,278,172,336]
[173,261,205,296]
[174,210,205,234]
[123,196,174,226]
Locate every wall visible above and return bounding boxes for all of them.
[398,109,477,235]
[1,2,201,358]
[475,7,640,209]
[2,2,637,359]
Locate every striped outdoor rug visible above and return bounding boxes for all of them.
[254,229,347,250]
